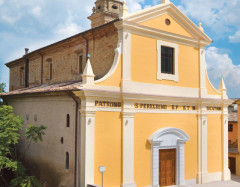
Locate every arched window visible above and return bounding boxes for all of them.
[65,152,69,170]
[66,114,70,127]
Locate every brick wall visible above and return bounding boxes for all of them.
[7,22,119,91]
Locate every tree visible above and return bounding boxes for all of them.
[0,83,6,93]
[0,105,47,187]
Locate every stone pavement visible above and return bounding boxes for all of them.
[178,175,240,187]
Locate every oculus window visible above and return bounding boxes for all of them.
[157,40,179,82]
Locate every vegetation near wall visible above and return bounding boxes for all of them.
[0,84,47,187]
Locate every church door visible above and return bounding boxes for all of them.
[159,149,176,186]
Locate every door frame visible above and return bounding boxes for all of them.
[148,127,190,187]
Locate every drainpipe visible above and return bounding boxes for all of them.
[68,92,81,187]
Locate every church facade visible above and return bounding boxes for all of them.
[1,0,231,187]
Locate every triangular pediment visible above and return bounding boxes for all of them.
[124,3,212,42]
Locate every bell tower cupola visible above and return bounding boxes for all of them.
[88,0,123,28]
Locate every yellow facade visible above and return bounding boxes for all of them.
[141,13,194,38]
[207,115,223,173]
[134,113,198,186]
[131,34,200,88]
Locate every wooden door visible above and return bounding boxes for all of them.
[159,149,176,186]
[229,157,236,174]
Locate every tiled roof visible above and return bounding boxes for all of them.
[0,81,82,97]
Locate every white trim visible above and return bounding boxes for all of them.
[115,21,211,48]
[185,179,197,185]
[222,109,231,180]
[80,98,96,187]
[121,80,199,98]
[148,128,190,186]
[122,31,131,81]
[122,109,136,187]
[202,172,222,183]
[157,40,179,82]
[206,70,221,95]
[95,42,122,83]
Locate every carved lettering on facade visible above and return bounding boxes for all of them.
[207,106,222,111]
[95,101,121,107]
[134,103,197,111]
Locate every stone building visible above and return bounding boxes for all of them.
[0,0,231,186]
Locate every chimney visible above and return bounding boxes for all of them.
[25,48,29,55]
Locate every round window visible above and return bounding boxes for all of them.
[112,5,118,9]
[165,19,171,25]
[97,5,101,9]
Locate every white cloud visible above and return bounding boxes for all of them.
[206,47,240,97]
[54,11,82,39]
[178,0,240,42]
[30,6,42,17]
[0,0,4,6]
[229,30,240,43]
[126,0,144,13]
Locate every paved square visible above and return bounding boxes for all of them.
[179,175,240,187]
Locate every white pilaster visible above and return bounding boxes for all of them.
[121,102,136,187]
[122,31,131,81]
[222,107,231,180]
[80,98,96,187]
[197,106,208,184]
[199,45,207,98]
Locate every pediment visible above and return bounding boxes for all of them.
[124,3,212,42]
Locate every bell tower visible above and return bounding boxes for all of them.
[88,0,123,28]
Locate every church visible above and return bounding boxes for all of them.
[0,0,231,186]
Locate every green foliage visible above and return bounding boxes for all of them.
[0,105,47,187]
[0,83,6,93]
[11,176,41,187]
[25,125,47,143]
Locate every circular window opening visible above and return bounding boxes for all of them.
[112,5,118,9]
[165,19,171,25]
[97,5,101,9]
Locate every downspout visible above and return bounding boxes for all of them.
[68,92,81,187]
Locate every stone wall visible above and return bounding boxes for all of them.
[7,94,76,187]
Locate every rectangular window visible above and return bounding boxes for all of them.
[79,55,83,74]
[161,46,174,74]
[228,124,233,132]
[157,40,179,82]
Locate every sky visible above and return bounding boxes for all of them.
[0,0,240,98]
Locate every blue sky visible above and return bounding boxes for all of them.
[0,0,240,98]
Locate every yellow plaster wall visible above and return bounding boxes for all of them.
[95,56,122,87]
[205,73,221,95]
[207,115,222,173]
[131,34,200,88]
[140,14,193,38]
[94,112,122,187]
[134,113,198,187]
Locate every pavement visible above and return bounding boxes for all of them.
[178,175,240,187]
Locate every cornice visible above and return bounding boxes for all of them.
[115,20,211,48]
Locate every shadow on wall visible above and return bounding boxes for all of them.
[21,156,74,187]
